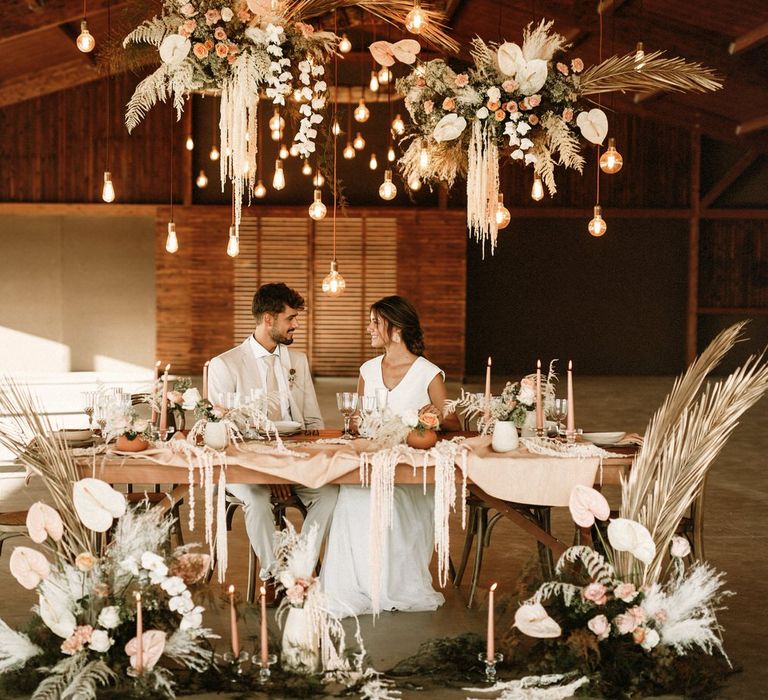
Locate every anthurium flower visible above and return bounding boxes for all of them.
[26,502,64,543]
[369,39,421,66]
[125,630,166,671]
[73,478,126,532]
[569,485,611,527]
[513,602,561,638]
[497,42,548,96]
[607,518,656,564]
[432,113,467,142]
[39,590,77,638]
[159,35,191,65]
[10,547,50,589]
[576,108,608,145]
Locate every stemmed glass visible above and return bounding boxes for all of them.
[82,391,96,430]
[550,398,568,436]
[358,395,377,437]
[336,392,358,438]
[374,388,388,413]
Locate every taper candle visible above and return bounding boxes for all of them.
[158,364,170,434]
[135,591,144,674]
[567,360,575,433]
[228,585,240,658]
[260,585,268,664]
[151,361,161,424]
[487,582,498,661]
[483,356,492,423]
[535,359,543,432]
[202,360,210,400]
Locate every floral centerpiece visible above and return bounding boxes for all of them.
[358,405,441,450]
[394,20,721,253]
[105,406,154,450]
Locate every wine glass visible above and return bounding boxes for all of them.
[358,395,377,436]
[82,391,96,430]
[336,392,358,438]
[374,388,389,413]
[550,398,568,435]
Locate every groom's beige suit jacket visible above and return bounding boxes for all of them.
[208,338,324,429]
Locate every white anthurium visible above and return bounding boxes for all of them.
[9,547,50,590]
[576,108,609,145]
[73,478,126,532]
[496,42,548,95]
[39,591,77,639]
[432,113,467,142]
[513,602,562,638]
[26,502,64,543]
[607,518,656,565]
[158,35,191,65]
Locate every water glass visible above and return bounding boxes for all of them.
[336,392,358,438]
[374,388,389,413]
[358,395,377,437]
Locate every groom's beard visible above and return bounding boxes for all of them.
[270,328,295,345]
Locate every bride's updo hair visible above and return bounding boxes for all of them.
[371,296,425,356]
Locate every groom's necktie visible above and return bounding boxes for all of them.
[263,354,282,421]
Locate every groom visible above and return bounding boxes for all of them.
[208,282,337,583]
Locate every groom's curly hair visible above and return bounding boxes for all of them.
[370,296,425,356]
[252,282,305,322]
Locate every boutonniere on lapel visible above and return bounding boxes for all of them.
[288,368,297,389]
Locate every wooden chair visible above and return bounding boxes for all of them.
[0,511,28,557]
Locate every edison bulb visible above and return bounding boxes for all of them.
[343,142,355,159]
[289,143,300,157]
[313,171,325,187]
[353,132,366,150]
[101,171,115,203]
[369,71,380,92]
[272,160,285,190]
[76,20,95,53]
[369,153,378,170]
[196,169,208,188]
[387,146,396,162]
[353,99,370,123]
[165,222,178,253]
[531,173,544,201]
[405,1,426,34]
[599,137,624,174]
[378,66,392,84]
[254,180,267,198]
[301,160,312,176]
[331,120,341,136]
[391,113,405,135]
[419,148,429,171]
[209,145,220,161]
[185,135,194,150]
[322,260,346,296]
[227,226,239,257]
[270,129,280,142]
[588,205,607,237]
[339,34,352,54]
[269,109,284,132]
[279,143,289,159]
[495,194,511,229]
[308,189,327,220]
[379,169,397,201]
[634,42,645,70]
[408,176,422,191]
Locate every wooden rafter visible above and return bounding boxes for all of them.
[728,21,768,55]
[633,89,663,104]
[736,114,768,137]
[0,59,100,108]
[700,150,759,209]
[0,0,118,45]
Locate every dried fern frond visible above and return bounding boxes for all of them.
[399,137,466,188]
[470,36,498,79]
[579,50,722,96]
[541,112,584,172]
[522,19,566,61]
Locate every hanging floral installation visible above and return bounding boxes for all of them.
[123,0,458,226]
[392,20,722,254]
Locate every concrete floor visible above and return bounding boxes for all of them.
[0,376,765,698]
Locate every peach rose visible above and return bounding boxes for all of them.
[237,9,251,22]
[193,43,209,59]
[504,100,518,113]
[419,412,440,430]
[183,19,197,32]
[215,42,229,58]
[556,62,569,75]
[227,54,236,64]
[633,626,646,644]
[178,27,191,38]
[528,114,539,125]
[614,582,637,603]
[494,109,506,121]
[487,100,500,111]
[562,107,573,122]
[75,552,96,572]
[571,58,584,73]
[528,94,541,107]
[61,635,84,655]
[582,582,608,606]
[628,605,646,624]
[442,97,456,110]
[614,612,638,634]
[415,77,426,87]
[455,73,469,87]
[205,9,221,25]
[228,44,239,54]
[204,39,214,50]
[180,3,196,17]
[501,79,518,92]
[423,100,434,114]
[587,614,610,640]
[214,27,227,41]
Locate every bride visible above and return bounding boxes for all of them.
[321,296,460,617]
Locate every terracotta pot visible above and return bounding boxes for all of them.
[115,435,149,452]
[406,429,438,450]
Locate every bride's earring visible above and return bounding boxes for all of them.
[393,332,401,343]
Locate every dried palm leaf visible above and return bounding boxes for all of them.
[579,50,722,96]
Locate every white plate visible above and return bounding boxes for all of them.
[56,429,93,443]
[265,420,302,436]
[582,431,626,446]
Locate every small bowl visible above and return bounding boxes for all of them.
[582,431,626,446]
[56,429,93,443]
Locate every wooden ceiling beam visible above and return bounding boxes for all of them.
[700,150,759,209]
[0,0,116,44]
[728,21,768,55]
[0,58,101,108]
[736,114,768,136]
[633,89,663,104]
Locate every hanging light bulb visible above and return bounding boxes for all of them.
[419,147,429,171]
[353,99,370,123]
[289,143,300,157]
[209,145,220,161]
[279,143,290,159]
[196,169,209,188]
[268,109,284,132]
[588,205,607,237]
[101,171,115,203]
[531,173,544,201]
[494,194,511,229]
[379,169,397,201]
[185,135,194,150]
[339,34,352,54]
[331,120,341,136]
[165,222,179,253]
[391,113,405,136]
[322,260,346,297]
[301,159,312,176]
[408,176,422,191]
[227,225,240,257]
[405,1,427,34]
[369,71,380,92]
[272,160,285,190]
[634,42,646,71]
[254,180,267,198]
[353,132,366,150]
[343,142,356,159]
[308,189,327,220]
[293,88,304,102]
[378,66,392,84]
[387,146,396,162]
[76,20,96,53]
[270,129,281,142]
[313,171,325,187]
[599,137,624,174]
[369,153,378,170]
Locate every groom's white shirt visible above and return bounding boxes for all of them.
[208,336,324,429]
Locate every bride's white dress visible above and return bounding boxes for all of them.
[321,355,446,617]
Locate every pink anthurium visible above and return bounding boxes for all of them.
[568,485,611,528]
[26,502,64,543]
[369,39,420,67]
[125,630,166,671]
[10,546,50,589]
[513,602,562,638]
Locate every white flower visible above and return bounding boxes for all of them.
[245,27,267,44]
[97,605,121,629]
[161,576,187,596]
[524,153,537,165]
[278,571,296,589]
[519,137,534,150]
[670,535,691,559]
[516,121,532,135]
[486,86,501,102]
[517,384,535,405]
[576,108,608,145]
[475,106,489,120]
[73,479,126,532]
[400,410,420,428]
[182,387,202,410]
[607,518,656,565]
[180,606,204,630]
[497,42,548,95]
[170,591,195,614]
[159,35,191,65]
[132,419,148,433]
[511,149,524,160]
[89,629,113,653]
[120,556,139,575]
[432,113,467,142]
[141,551,167,573]
[641,627,660,650]
[513,603,561,638]
[39,591,76,639]
[220,7,233,22]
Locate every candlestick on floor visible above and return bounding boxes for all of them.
[256,653,277,683]
[478,651,503,683]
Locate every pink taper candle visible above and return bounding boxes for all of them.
[487,582,497,661]
[260,585,269,664]
[202,360,210,400]
[135,592,144,674]
[567,360,575,433]
[535,359,543,432]
[483,357,492,423]
[151,361,161,424]
[228,585,240,658]
[158,364,171,433]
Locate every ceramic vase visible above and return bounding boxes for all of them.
[281,606,320,673]
[491,421,519,452]
[115,435,149,452]
[203,421,229,450]
[406,429,438,450]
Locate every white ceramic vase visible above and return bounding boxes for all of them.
[203,420,229,450]
[520,410,537,438]
[281,606,320,673]
[492,421,519,452]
